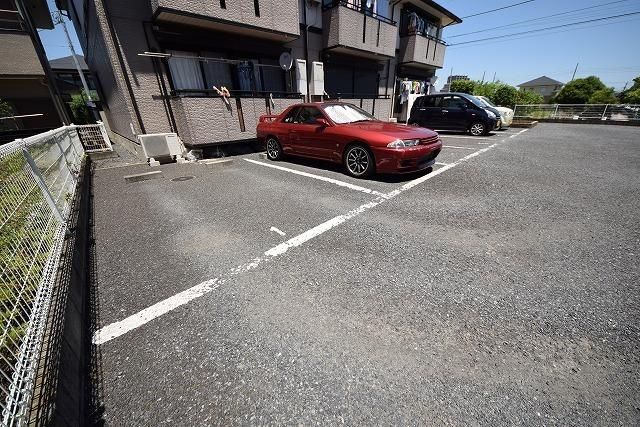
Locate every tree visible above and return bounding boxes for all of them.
[516,89,544,105]
[553,76,606,104]
[620,76,640,103]
[450,79,475,94]
[0,98,14,131]
[492,84,519,108]
[588,88,618,104]
[69,94,90,124]
[622,88,640,104]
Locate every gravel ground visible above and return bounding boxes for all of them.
[90,124,639,425]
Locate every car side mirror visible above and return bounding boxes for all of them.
[315,117,330,127]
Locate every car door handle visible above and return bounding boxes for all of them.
[419,108,426,111]
[442,110,449,113]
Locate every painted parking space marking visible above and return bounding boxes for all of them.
[94,129,529,345]
[435,162,449,166]
[270,226,286,236]
[442,145,477,150]
[439,135,495,140]
[244,158,384,196]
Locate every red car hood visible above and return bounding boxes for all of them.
[344,121,438,139]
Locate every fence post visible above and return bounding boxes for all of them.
[553,104,559,119]
[21,144,65,224]
[601,104,608,120]
[53,132,78,185]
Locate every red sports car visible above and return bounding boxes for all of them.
[256,102,442,178]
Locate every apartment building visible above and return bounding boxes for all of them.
[56,0,460,149]
[0,0,68,137]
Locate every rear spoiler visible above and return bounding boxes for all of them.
[259,114,279,123]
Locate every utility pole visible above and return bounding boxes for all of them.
[492,72,496,82]
[622,81,629,91]
[481,71,486,83]
[571,62,579,81]
[52,10,93,104]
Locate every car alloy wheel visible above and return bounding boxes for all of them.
[345,145,372,177]
[266,137,281,160]
[470,122,486,136]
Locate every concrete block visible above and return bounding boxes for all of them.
[124,170,163,182]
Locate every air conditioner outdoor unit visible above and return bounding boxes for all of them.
[137,132,186,166]
[310,61,324,96]
[295,58,307,96]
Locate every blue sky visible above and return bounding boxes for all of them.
[39,0,639,90]
[436,0,640,90]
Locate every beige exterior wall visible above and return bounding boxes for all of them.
[152,0,300,37]
[171,96,302,146]
[0,33,44,76]
[399,35,446,69]
[322,6,396,58]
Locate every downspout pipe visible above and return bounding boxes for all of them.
[99,0,146,134]
[302,1,310,101]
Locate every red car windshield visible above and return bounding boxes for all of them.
[323,104,378,124]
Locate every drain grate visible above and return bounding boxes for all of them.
[170,175,195,182]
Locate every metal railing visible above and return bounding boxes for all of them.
[322,0,397,25]
[0,125,87,426]
[75,122,112,153]
[513,104,640,121]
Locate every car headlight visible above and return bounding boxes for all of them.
[486,110,496,119]
[387,139,420,148]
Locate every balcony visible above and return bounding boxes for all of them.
[151,0,299,42]
[399,33,446,69]
[170,92,302,146]
[322,1,397,60]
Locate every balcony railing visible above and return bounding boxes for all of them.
[171,89,302,99]
[322,0,396,26]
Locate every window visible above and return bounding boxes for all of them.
[283,107,300,123]
[323,104,377,124]
[442,96,468,109]
[167,51,204,90]
[296,107,324,124]
[202,52,233,90]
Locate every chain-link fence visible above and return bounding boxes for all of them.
[513,104,640,122]
[1,125,86,426]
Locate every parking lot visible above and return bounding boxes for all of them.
[90,123,639,425]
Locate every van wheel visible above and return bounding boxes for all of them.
[469,122,486,136]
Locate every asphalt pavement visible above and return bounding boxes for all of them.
[90,123,640,425]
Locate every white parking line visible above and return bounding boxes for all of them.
[244,158,384,196]
[93,129,529,345]
[434,162,449,166]
[442,145,476,150]
[439,135,493,140]
[270,226,286,236]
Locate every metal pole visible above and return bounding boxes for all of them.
[53,11,93,103]
[15,0,70,124]
[553,104,559,118]
[571,62,579,81]
[21,145,65,223]
[601,104,608,120]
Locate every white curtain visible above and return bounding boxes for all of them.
[168,50,204,90]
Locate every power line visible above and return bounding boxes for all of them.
[462,0,536,19]
[449,11,640,46]
[446,15,640,49]
[450,0,633,37]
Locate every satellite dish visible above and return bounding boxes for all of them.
[279,52,293,71]
[429,76,439,85]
